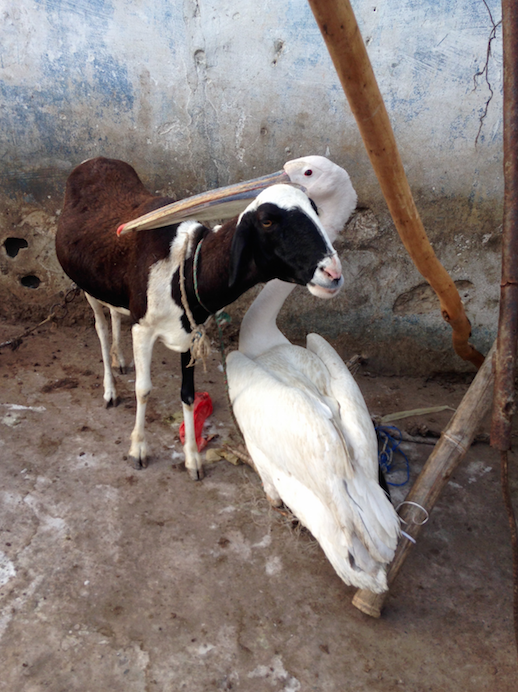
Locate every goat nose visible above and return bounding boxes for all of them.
[321,254,342,281]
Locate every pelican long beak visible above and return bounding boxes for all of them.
[117,169,291,235]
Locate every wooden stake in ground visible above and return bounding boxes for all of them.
[490,0,518,654]
[307,0,484,368]
[352,341,496,617]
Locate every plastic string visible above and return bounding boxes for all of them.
[376,425,410,486]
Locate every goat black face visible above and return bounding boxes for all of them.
[229,202,332,288]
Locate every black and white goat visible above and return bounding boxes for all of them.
[55,157,343,479]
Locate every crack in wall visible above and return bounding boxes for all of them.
[473,0,502,146]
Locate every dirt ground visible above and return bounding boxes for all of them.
[0,313,517,692]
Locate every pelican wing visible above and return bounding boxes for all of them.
[306,334,378,475]
[243,438,390,592]
[228,348,354,491]
[228,347,399,564]
[306,334,400,553]
[228,345,399,583]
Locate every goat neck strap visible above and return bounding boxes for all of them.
[192,237,213,315]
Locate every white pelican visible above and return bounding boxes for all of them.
[227,156,400,592]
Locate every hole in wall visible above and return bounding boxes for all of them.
[20,275,41,289]
[4,237,29,258]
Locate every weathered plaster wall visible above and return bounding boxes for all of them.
[0,0,503,372]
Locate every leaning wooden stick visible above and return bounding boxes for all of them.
[307,0,484,368]
[352,341,496,617]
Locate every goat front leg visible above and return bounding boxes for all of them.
[181,351,204,481]
[85,293,119,407]
[129,323,155,469]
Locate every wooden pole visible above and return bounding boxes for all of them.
[490,0,518,653]
[491,0,518,454]
[307,0,484,368]
[352,341,496,617]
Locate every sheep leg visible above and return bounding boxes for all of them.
[129,323,156,468]
[181,351,204,481]
[85,293,119,407]
[109,308,127,373]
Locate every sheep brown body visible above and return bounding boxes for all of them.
[57,158,193,322]
[56,157,343,479]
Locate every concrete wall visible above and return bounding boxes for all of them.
[0,0,503,373]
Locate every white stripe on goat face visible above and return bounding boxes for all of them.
[238,184,336,256]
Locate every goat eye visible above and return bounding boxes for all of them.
[262,219,273,228]
[304,169,313,177]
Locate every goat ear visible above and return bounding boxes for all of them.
[229,212,253,288]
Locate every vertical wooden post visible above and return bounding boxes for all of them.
[490,0,518,652]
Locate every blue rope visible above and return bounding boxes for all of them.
[376,425,410,487]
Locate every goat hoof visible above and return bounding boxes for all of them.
[105,396,120,409]
[187,465,204,481]
[130,456,147,470]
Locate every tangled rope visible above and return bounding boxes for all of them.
[178,235,212,371]
[376,425,410,487]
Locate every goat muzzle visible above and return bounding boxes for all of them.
[308,254,344,299]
